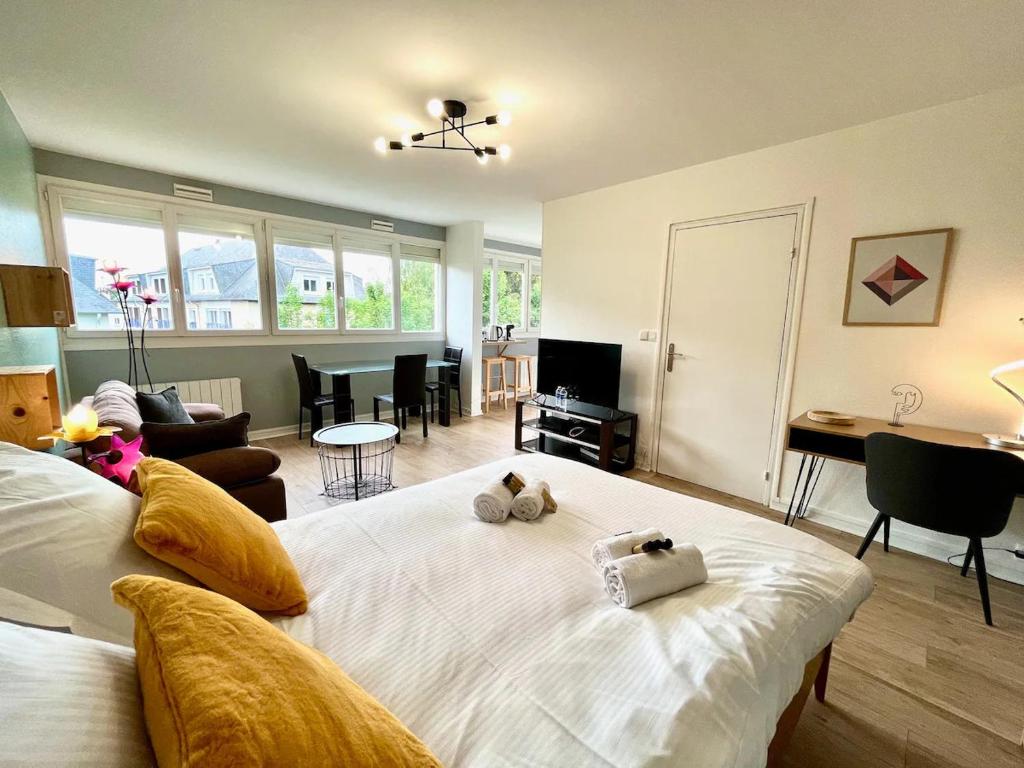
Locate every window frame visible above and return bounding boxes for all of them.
[41,178,446,347]
[171,207,269,337]
[481,249,542,337]
[266,221,342,336]
[399,251,443,334]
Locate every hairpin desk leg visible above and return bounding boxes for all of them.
[784,455,826,527]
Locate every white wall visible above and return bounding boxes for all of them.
[445,221,485,415]
[542,85,1024,583]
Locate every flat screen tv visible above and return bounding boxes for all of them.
[537,338,622,409]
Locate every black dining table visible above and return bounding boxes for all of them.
[308,359,459,428]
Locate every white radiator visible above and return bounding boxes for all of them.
[140,377,243,416]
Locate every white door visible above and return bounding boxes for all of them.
[656,212,798,503]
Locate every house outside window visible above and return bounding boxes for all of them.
[152,276,168,294]
[189,269,217,294]
[205,308,232,329]
[302,277,319,293]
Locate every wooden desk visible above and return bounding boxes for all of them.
[783,412,1024,525]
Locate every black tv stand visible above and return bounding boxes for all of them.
[515,395,638,473]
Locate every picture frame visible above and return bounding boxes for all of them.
[842,228,954,326]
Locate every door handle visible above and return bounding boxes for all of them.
[666,342,686,372]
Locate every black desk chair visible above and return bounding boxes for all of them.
[373,354,428,444]
[426,346,463,422]
[291,354,353,447]
[857,432,1020,625]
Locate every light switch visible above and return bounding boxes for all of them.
[647,329,658,342]
[638,329,649,341]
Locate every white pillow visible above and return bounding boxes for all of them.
[0,621,154,766]
[0,441,192,644]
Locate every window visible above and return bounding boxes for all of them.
[177,214,262,331]
[481,265,492,328]
[50,185,446,340]
[496,261,524,327]
[400,244,441,332]
[271,228,337,331]
[343,247,394,330]
[529,263,542,330]
[205,308,233,329]
[59,195,172,331]
[189,269,217,293]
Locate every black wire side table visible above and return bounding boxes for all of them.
[314,422,399,501]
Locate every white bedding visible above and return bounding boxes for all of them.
[272,453,873,768]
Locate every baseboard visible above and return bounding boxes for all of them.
[769,496,1024,585]
[249,406,477,441]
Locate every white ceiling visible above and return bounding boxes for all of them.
[2,1,1023,245]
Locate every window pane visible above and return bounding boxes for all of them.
[481,266,492,327]
[530,267,542,328]
[61,196,171,331]
[343,248,394,330]
[177,215,262,331]
[273,231,337,330]
[400,259,438,332]
[496,262,524,328]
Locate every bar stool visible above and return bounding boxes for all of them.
[482,356,508,412]
[503,354,534,399]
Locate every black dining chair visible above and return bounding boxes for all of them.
[857,432,1021,626]
[373,354,428,443]
[292,353,354,447]
[426,346,463,422]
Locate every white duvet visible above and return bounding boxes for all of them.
[272,453,873,768]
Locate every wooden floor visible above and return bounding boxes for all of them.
[257,407,1024,768]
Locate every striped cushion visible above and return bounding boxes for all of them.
[0,621,153,766]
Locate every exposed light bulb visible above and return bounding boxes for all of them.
[427,98,444,118]
[400,133,413,147]
[496,110,512,126]
[498,144,512,160]
[476,150,489,166]
[374,136,387,154]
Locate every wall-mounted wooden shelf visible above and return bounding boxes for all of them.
[0,265,75,327]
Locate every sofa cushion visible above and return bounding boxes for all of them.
[136,387,194,424]
[133,458,306,615]
[175,445,279,488]
[111,575,441,768]
[92,380,143,439]
[141,412,250,460]
[184,402,226,423]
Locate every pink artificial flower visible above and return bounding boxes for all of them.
[100,259,122,275]
[139,289,159,305]
[113,280,135,293]
[89,434,145,487]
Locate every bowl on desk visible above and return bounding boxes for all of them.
[807,410,856,426]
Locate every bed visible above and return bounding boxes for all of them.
[269,453,874,768]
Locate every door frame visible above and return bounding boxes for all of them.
[648,200,815,505]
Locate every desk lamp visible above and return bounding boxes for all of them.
[983,359,1024,449]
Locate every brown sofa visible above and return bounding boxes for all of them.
[70,380,287,523]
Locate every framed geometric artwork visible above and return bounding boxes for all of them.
[842,228,954,326]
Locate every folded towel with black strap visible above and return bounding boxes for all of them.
[603,544,708,608]
[590,528,665,571]
[472,472,526,523]
[510,480,557,521]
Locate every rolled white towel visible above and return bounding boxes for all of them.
[590,528,664,571]
[603,544,708,608]
[472,478,515,523]
[510,480,557,521]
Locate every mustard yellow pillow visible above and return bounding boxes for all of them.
[133,457,307,615]
[112,575,442,768]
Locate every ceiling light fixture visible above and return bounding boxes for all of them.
[374,99,511,164]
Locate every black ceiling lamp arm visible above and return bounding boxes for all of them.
[379,99,505,159]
